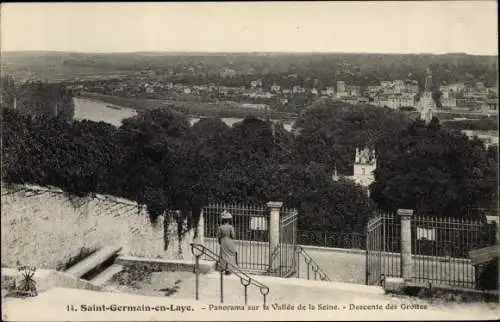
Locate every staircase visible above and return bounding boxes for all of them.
[190,243,270,305]
[188,242,333,305]
[291,245,331,281]
[264,244,331,281]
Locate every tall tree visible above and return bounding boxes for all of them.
[371,118,498,218]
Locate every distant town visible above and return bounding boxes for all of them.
[60,67,498,116]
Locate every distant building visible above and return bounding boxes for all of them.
[462,130,499,148]
[375,93,415,110]
[351,147,376,188]
[358,97,370,104]
[293,85,306,94]
[346,85,361,97]
[332,147,376,196]
[220,68,237,78]
[441,96,457,109]
[420,105,433,125]
[418,92,436,112]
[367,85,382,94]
[270,84,281,93]
[337,81,346,93]
[447,83,466,93]
[325,86,336,97]
[250,79,263,88]
[424,67,433,92]
[405,80,419,94]
[241,103,268,110]
[279,98,289,105]
[393,80,405,93]
[484,99,499,114]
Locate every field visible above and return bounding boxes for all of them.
[78,92,297,119]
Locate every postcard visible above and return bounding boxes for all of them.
[1,1,498,321]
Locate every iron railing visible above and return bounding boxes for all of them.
[365,211,497,289]
[297,230,366,249]
[294,245,331,281]
[203,203,270,272]
[412,214,497,289]
[190,243,270,305]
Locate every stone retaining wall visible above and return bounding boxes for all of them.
[1,185,196,270]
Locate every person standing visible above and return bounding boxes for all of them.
[218,210,237,274]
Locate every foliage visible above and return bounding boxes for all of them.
[0,75,17,108]
[15,81,75,122]
[293,101,410,174]
[371,118,498,217]
[9,265,38,297]
[2,93,497,245]
[442,118,499,131]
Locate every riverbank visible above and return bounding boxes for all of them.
[77,92,298,120]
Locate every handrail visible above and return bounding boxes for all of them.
[294,245,331,281]
[190,243,270,305]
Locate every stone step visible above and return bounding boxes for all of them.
[89,264,124,286]
[64,245,122,278]
[173,270,387,306]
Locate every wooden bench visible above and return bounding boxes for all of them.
[64,246,122,278]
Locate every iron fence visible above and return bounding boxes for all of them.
[297,230,366,249]
[411,215,497,288]
[365,211,497,289]
[203,203,270,272]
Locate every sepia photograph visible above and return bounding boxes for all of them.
[1,1,498,321]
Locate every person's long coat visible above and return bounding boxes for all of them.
[218,223,236,270]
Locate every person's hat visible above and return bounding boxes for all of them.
[220,210,232,220]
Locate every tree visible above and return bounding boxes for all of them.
[0,75,17,109]
[15,81,75,122]
[293,100,409,174]
[371,118,498,218]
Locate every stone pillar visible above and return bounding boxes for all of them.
[398,209,414,282]
[267,201,283,268]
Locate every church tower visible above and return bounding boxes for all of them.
[418,67,436,114]
[352,147,376,188]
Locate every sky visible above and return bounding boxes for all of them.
[1,2,498,55]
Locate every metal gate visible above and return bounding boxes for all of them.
[365,213,384,285]
[203,203,270,272]
[269,207,298,277]
[365,212,401,285]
